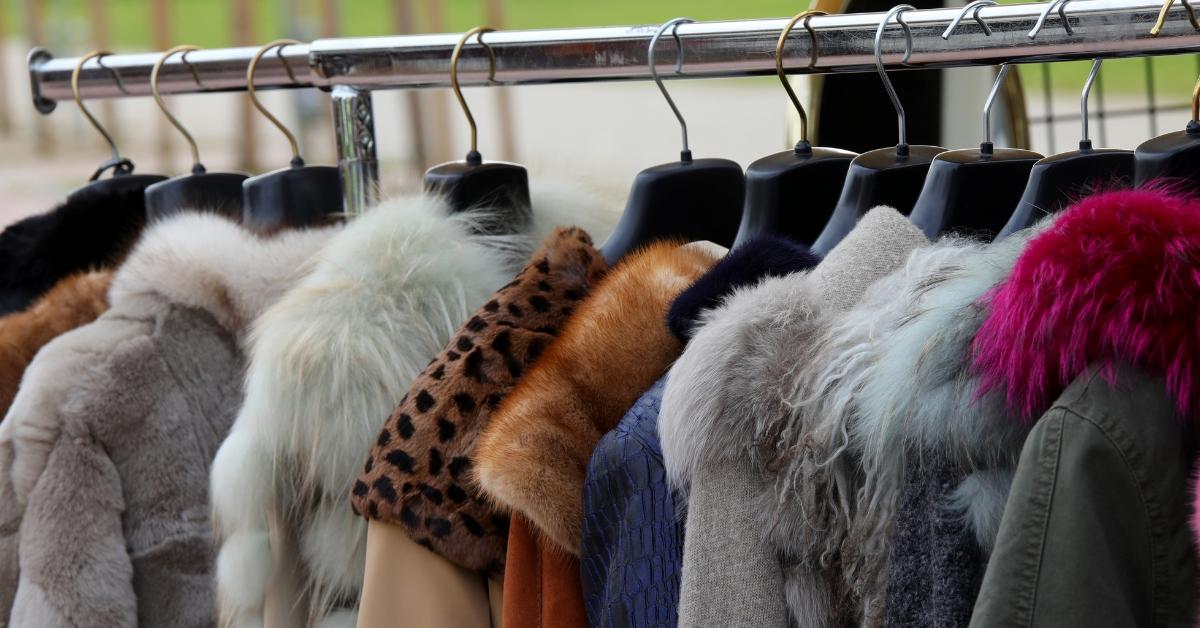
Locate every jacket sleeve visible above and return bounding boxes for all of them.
[10,429,135,628]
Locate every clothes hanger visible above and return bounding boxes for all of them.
[1135,0,1200,192]
[143,45,247,222]
[600,17,745,263]
[65,51,166,204]
[908,1,1043,239]
[733,10,857,249]
[997,0,1134,238]
[241,39,343,233]
[810,5,946,256]
[424,26,531,229]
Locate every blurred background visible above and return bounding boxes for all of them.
[1,0,1197,227]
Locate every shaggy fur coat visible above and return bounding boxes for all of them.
[0,183,148,315]
[775,231,1037,626]
[353,227,609,577]
[0,271,113,418]
[0,213,337,628]
[210,188,616,628]
[658,208,928,628]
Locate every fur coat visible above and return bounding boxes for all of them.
[968,189,1200,627]
[778,231,1037,626]
[210,188,615,628]
[0,213,336,628]
[353,226,609,577]
[658,207,929,628]
[0,271,113,418]
[0,183,148,315]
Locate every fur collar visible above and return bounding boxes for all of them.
[666,235,820,342]
[972,188,1200,420]
[0,271,112,417]
[210,186,617,627]
[110,213,340,335]
[772,230,1038,625]
[659,207,928,495]
[473,241,718,555]
[0,183,146,315]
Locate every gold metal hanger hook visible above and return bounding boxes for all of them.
[151,45,206,173]
[1152,0,1200,36]
[776,10,826,145]
[450,26,498,163]
[72,50,123,164]
[1192,73,1199,122]
[248,39,305,165]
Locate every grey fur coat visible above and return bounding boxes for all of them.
[0,213,338,628]
[659,207,929,628]
[209,187,615,628]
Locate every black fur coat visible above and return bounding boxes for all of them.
[0,183,148,315]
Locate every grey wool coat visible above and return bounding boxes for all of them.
[0,212,338,628]
[658,207,929,628]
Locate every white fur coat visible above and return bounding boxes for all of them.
[210,187,615,628]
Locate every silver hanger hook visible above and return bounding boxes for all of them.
[1029,0,1075,39]
[943,0,997,38]
[649,17,695,163]
[943,1,1007,151]
[1079,58,1102,148]
[874,5,916,152]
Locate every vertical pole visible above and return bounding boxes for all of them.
[87,0,118,153]
[232,0,257,172]
[424,0,453,165]
[0,2,12,135]
[332,85,380,217]
[149,0,172,170]
[483,0,517,161]
[26,0,52,154]
[393,0,428,173]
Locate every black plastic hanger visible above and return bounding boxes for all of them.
[242,39,342,233]
[998,1,1133,238]
[733,10,856,249]
[424,26,530,230]
[600,17,745,263]
[909,1,1042,239]
[811,5,945,256]
[143,46,247,223]
[1135,1,1200,192]
[64,51,165,204]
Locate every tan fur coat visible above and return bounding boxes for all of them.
[0,271,112,418]
[473,241,718,555]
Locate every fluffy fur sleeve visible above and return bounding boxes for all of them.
[473,242,717,556]
[0,271,112,417]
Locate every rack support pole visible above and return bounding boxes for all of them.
[332,85,380,216]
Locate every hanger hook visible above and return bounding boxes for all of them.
[450,26,498,166]
[1192,73,1199,126]
[1152,0,1200,36]
[1079,58,1102,149]
[942,0,997,38]
[248,39,305,167]
[1029,0,1075,39]
[649,17,695,164]
[72,50,124,165]
[875,5,915,154]
[776,10,826,150]
[151,45,206,174]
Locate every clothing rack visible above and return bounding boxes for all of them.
[26,0,1200,214]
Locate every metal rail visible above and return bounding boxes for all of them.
[28,0,1200,109]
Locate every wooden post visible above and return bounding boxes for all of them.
[393,0,428,173]
[149,0,173,171]
[483,0,517,162]
[0,4,13,135]
[423,0,453,166]
[232,0,257,172]
[87,0,119,155]
[26,0,53,154]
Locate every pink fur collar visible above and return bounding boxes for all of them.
[972,188,1200,421]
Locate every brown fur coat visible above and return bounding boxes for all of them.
[0,271,113,417]
[474,241,718,555]
[353,227,609,576]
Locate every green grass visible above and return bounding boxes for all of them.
[10,0,1199,98]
